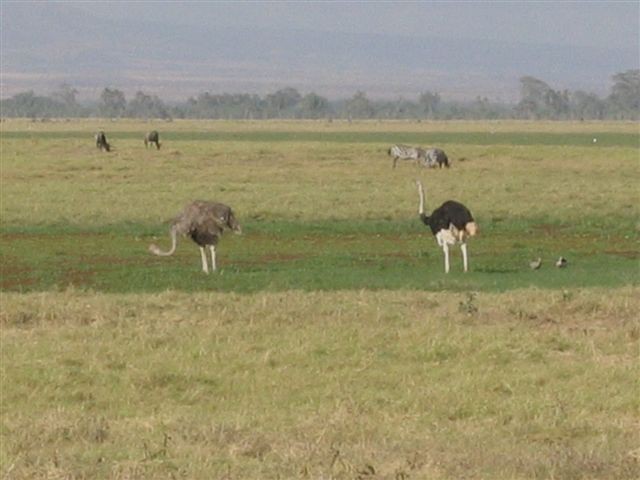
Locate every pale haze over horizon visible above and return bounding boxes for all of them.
[1,1,638,102]
[72,1,638,49]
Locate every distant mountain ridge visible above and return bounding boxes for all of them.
[1,3,637,102]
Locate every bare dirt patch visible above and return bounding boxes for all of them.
[604,249,639,259]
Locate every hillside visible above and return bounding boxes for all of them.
[1,3,637,101]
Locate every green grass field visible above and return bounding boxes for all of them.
[1,119,639,479]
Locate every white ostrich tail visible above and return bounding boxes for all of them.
[416,180,426,216]
[149,226,178,256]
[465,221,478,237]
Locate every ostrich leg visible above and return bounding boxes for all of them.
[461,243,469,272]
[442,243,450,274]
[209,246,217,271]
[199,247,209,274]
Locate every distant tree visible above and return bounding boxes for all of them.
[297,92,331,118]
[239,94,265,119]
[418,91,441,119]
[516,76,549,118]
[0,90,64,118]
[182,92,265,119]
[437,101,465,120]
[379,97,419,119]
[51,83,81,115]
[545,88,570,118]
[346,91,374,119]
[6,74,639,121]
[265,87,302,117]
[99,88,126,118]
[186,92,219,118]
[126,91,170,119]
[608,69,640,119]
[570,91,606,119]
[464,96,488,119]
[516,76,569,119]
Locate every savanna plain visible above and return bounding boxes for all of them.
[1,119,638,479]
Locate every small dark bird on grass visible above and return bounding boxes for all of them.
[555,257,568,268]
[529,257,542,270]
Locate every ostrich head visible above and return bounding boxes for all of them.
[222,210,242,235]
[148,244,164,255]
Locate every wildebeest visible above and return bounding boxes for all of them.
[144,130,161,150]
[388,144,426,169]
[95,131,111,152]
[423,148,450,168]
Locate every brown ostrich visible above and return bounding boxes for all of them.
[149,200,242,273]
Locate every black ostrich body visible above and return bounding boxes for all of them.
[420,200,474,237]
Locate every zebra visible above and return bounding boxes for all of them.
[422,148,450,168]
[388,144,426,169]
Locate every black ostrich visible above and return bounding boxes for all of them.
[416,180,477,273]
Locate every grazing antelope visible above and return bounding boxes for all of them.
[144,130,161,149]
[95,131,111,152]
[423,148,449,168]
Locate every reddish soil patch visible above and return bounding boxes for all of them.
[78,254,158,266]
[1,274,38,290]
[604,250,639,259]
[63,268,97,287]
[0,258,37,290]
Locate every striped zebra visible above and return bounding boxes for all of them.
[388,144,426,169]
[422,148,450,168]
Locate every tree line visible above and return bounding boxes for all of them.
[1,70,637,120]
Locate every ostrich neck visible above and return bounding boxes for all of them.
[417,182,427,216]
[153,227,179,256]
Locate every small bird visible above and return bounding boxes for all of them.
[555,257,568,268]
[529,257,542,270]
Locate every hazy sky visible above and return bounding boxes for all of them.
[70,1,639,49]
[1,1,638,101]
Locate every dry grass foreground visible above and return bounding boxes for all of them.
[2,287,639,479]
